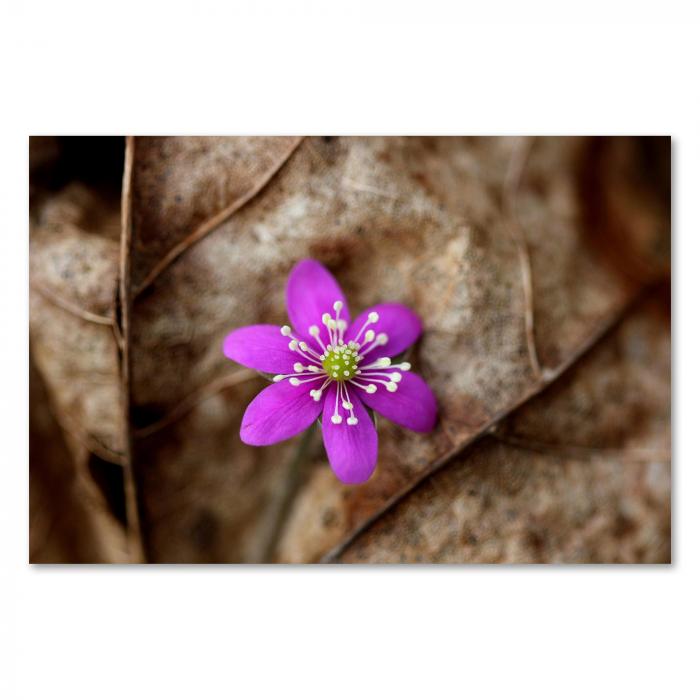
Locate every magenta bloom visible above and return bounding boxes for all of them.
[223,259,437,484]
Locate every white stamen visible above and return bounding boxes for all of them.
[321,312,338,346]
[282,327,323,362]
[337,320,347,343]
[366,357,391,369]
[350,380,377,394]
[352,374,399,392]
[281,305,409,418]
[289,375,326,387]
[333,302,344,345]
[276,302,412,419]
[274,370,322,383]
[361,359,411,376]
[357,371,402,383]
[357,332,390,357]
[340,382,358,426]
[351,312,379,344]
[331,382,342,423]
[287,337,322,363]
[309,377,332,401]
[308,325,326,351]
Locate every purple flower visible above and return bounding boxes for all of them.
[223,259,438,484]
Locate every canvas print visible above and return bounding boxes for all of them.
[29,136,671,563]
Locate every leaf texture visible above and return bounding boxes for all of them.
[29,136,670,563]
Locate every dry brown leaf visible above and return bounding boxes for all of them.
[28,136,670,563]
[30,357,130,563]
[328,294,670,563]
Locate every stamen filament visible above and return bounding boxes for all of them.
[288,375,326,387]
[351,311,379,344]
[357,332,389,356]
[331,382,342,424]
[353,376,398,392]
[310,377,332,401]
[341,382,358,425]
[308,325,328,352]
[360,360,410,372]
[361,357,391,369]
[273,370,323,382]
[349,379,378,394]
[337,319,347,343]
[356,371,402,382]
[289,341,322,365]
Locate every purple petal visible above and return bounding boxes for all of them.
[223,325,299,374]
[321,385,378,484]
[240,379,323,446]
[286,259,350,343]
[358,371,437,433]
[350,303,422,363]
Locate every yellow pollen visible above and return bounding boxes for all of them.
[322,344,358,380]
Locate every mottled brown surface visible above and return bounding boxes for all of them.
[129,136,302,292]
[335,296,671,563]
[28,136,670,563]
[30,184,124,460]
[30,358,130,563]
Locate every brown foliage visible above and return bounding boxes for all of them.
[29,136,670,563]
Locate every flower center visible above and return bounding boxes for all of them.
[274,300,411,426]
[321,343,359,381]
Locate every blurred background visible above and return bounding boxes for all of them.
[29,136,671,564]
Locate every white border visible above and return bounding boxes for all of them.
[2,3,697,699]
